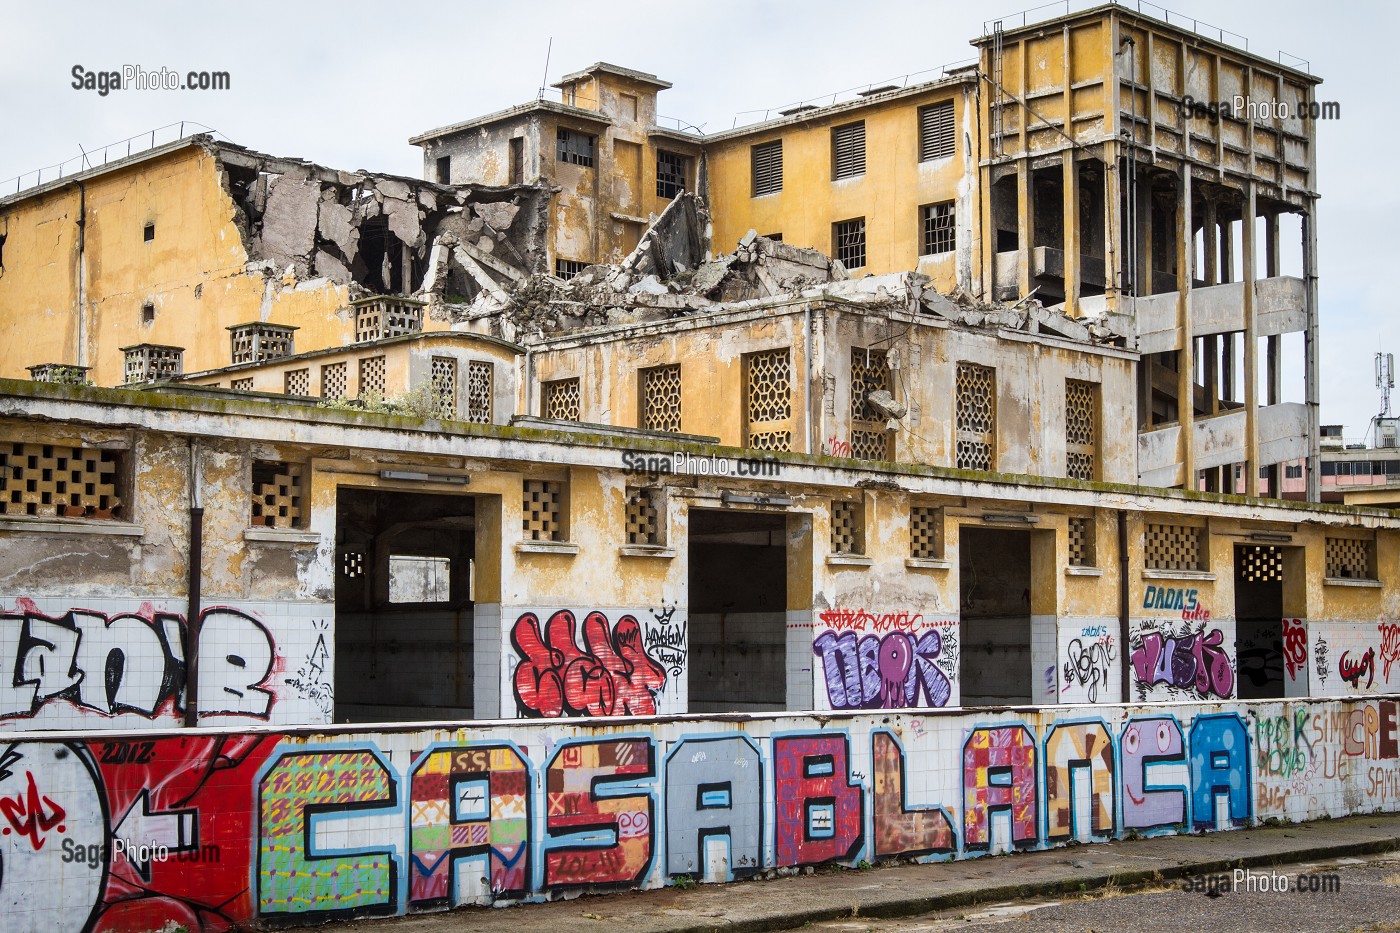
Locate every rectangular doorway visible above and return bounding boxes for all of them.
[959,526,1033,705]
[1235,544,1284,699]
[335,487,476,722]
[688,509,788,713]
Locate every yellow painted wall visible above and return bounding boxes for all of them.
[704,84,978,290]
[0,145,367,387]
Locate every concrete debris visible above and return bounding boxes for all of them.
[212,139,550,311]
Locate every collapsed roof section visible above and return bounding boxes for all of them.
[212,140,551,306]
[433,190,1127,348]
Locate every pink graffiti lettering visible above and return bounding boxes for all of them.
[0,771,66,850]
[825,434,853,458]
[1340,649,1376,690]
[511,610,668,718]
[1130,627,1233,699]
[1283,618,1308,682]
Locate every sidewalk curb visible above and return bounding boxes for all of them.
[682,831,1400,933]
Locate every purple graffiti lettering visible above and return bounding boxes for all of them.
[1130,626,1233,700]
[814,629,951,710]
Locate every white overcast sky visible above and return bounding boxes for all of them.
[1,0,1392,438]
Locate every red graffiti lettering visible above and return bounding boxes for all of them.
[1340,648,1376,689]
[1283,618,1308,682]
[512,610,668,717]
[0,771,66,850]
[1381,624,1400,681]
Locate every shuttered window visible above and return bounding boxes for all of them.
[752,140,783,196]
[918,101,955,162]
[832,121,865,179]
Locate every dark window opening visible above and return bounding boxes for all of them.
[752,140,783,196]
[1235,545,1286,700]
[960,527,1033,706]
[1285,463,1303,479]
[557,127,596,167]
[834,218,866,269]
[921,201,956,255]
[353,216,407,294]
[143,222,155,242]
[555,259,587,280]
[688,509,788,713]
[832,121,866,179]
[508,137,524,183]
[919,101,955,161]
[656,149,689,199]
[335,487,477,722]
[435,155,451,184]
[0,232,7,271]
[141,302,155,324]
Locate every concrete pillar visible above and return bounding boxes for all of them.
[1063,151,1080,317]
[1304,210,1321,502]
[1243,185,1259,497]
[1176,170,1195,488]
[1018,162,1034,300]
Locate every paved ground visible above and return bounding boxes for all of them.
[791,851,1400,932]
[300,815,1400,933]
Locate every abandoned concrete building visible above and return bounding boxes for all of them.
[0,5,1394,930]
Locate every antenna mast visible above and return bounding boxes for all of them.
[1378,351,1395,419]
[538,37,553,100]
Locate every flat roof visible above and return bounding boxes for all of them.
[552,62,672,90]
[410,99,611,146]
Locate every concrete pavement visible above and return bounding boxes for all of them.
[303,814,1400,933]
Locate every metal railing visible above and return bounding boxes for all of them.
[727,58,978,130]
[981,0,1310,72]
[2,121,219,197]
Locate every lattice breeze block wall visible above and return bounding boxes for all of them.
[321,363,348,399]
[431,357,458,419]
[543,379,581,422]
[1144,523,1203,571]
[850,348,892,461]
[522,480,564,541]
[1326,536,1375,580]
[359,356,387,397]
[0,443,123,518]
[466,361,493,424]
[910,506,942,559]
[284,369,310,396]
[231,377,254,392]
[230,323,296,365]
[354,298,424,343]
[123,345,183,384]
[831,500,863,554]
[1237,545,1283,582]
[1068,516,1095,567]
[251,461,304,529]
[955,362,995,471]
[746,348,792,451]
[642,365,682,433]
[625,487,663,545]
[1065,379,1098,481]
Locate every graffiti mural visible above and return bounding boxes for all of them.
[811,612,957,711]
[511,610,670,718]
[1058,622,1119,704]
[3,698,1400,930]
[1296,621,1400,696]
[1044,721,1115,840]
[1129,617,1236,702]
[1283,618,1308,687]
[0,597,332,730]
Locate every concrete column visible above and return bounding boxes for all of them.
[1063,151,1080,317]
[1104,142,1122,314]
[1304,209,1321,501]
[1018,162,1034,300]
[1243,185,1260,497]
[1176,170,1195,488]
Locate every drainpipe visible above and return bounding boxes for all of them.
[1118,509,1131,703]
[76,182,88,368]
[183,440,204,727]
[803,304,813,453]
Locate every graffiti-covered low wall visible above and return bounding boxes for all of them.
[3,696,1399,931]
